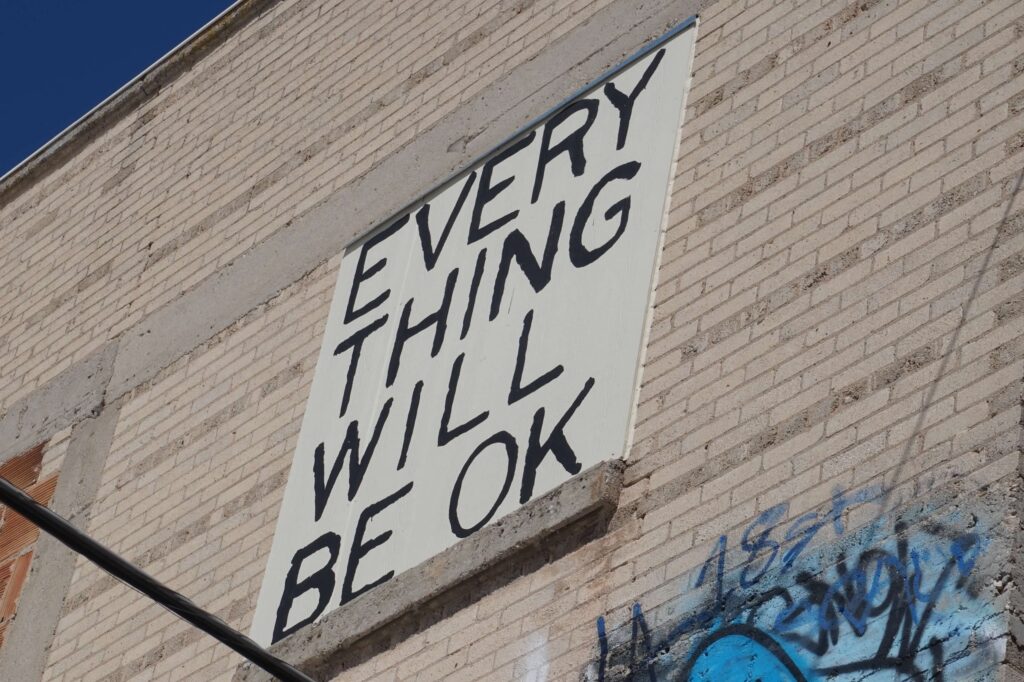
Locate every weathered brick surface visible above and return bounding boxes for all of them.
[0,0,1022,679]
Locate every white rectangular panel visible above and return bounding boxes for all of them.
[253,24,696,646]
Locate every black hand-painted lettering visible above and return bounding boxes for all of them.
[387,267,458,387]
[531,98,599,203]
[468,130,536,244]
[460,248,486,340]
[398,380,423,470]
[490,200,564,321]
[603,48,665,150]
[569,162,640,268]
[314,398,393,517]
[519,377,595,503]
[334,314,389,418]
[449,431,518,538]
[272,532,340,644]
[416,172,477,271]
[344,215,407,324]
[509,310,563,404]
[341,481,413,605]
[438,353,489,447]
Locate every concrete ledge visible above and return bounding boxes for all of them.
[234,459,625,682]
[0,343,117,462]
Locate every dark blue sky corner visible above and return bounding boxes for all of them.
[0,0,236,177]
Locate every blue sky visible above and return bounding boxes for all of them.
[0,0,236,177]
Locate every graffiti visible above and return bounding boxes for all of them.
[591,487,1003,681]
[680,625,810,681]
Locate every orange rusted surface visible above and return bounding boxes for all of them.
[0,442,59,649]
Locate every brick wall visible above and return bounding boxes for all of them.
[1,0,1022,679]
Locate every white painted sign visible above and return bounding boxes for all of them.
[253,25,695,645]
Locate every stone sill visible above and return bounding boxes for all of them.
[235,459,625,681]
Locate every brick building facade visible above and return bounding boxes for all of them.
[0,0,1022,680]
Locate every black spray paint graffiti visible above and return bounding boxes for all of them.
[271,51,670,644]
[592,487,999,681]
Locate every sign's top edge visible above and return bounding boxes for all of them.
[347,15,699,251]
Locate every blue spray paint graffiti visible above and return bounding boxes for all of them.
[681,625,810,681]
[591,486,1003,681]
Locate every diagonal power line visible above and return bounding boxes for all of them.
[0,476,314,682]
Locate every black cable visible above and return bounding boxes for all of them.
[0,476,314,682]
